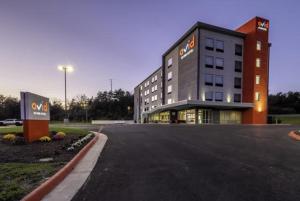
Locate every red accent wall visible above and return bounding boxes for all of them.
[236,17,269,124]
[23,120,49,142]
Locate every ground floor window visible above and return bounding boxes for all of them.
[178,110,186,122]
[186,109,196,124]
[159,112,170,123]
[220,111,241,124]
[198,109,213,124]
[150,113,159,122]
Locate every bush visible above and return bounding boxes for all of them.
[13,136,26,145]
[39,136,51,142]
[3,134,16,142]
[56,132,66,138]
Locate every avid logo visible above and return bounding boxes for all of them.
[257,20,269,31]
[32,101,48,113]
[179,35,195,60]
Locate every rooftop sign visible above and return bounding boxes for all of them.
[257,20,269,31]
[179,35,195,60]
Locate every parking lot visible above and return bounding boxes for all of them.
[73,124,300,201]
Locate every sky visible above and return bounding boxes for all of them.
[0,0,299,101]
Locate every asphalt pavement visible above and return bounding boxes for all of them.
[72,124,300,201]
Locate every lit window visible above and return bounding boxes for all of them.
[215,75,223,87]
[205,38,214,50]
[167,85,172,94]
[215,92,223,102]
[205,91,213,101]
[257,41,261,51]
[256,58,261,67]
[215,58,224,69]
[205,56,214,68]
[256,75,261,84]
[255,92,261,101]
[167,71,173,80]
[216,40,224,52]
[205,74,213,86]
[167,58,173,67]
[167,98,172,104]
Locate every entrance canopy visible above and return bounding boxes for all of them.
[144,100,253,115]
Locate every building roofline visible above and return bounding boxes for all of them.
[162,21,246,57]
[134,66,162,90]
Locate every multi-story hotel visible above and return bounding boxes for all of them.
[134,16,270,124]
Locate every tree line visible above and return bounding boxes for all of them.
[0,89,134,121]
[1,91,299,120]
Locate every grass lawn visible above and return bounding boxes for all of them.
[0,163,62,201]
[272,115,300,125]
[0,125,88,135]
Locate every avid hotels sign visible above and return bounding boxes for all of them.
[257,20,269,31]
[21,92,50,120]
[179,35,195,60]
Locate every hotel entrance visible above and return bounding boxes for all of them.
[198,109,213,124]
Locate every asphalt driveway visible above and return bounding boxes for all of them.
[72,124,300,201]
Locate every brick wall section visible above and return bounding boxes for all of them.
[236,17,269,124]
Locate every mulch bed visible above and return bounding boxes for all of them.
[0,132,93,163]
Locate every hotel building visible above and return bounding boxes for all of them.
[134,17,270,124]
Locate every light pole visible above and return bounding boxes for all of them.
[58,65,74,123]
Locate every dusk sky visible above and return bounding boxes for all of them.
[0,0,299,101]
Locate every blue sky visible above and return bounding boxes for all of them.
[0,0,299,100]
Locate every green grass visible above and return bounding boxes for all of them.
[0,125,88,135]
[0,163,62,201]
[274,116,300,125]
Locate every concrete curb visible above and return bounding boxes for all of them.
[288,131,300,141]
[21,132,107,201]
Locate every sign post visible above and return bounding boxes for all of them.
[20,92,50,142]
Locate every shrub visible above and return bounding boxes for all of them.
[56,132,66,138]
[3,134,16,142]
[39,136,51,142]
[13,136,26,145]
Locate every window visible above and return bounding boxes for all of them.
[167,71,173,80]
[215,75,223,87]
[155,75,157,81]
[216,40,224,52]
[151,85,157,92]
[255,92,261,101]
[167,58,173,67]
[235,61,242,72]
[144,89,150,96]
[257,41,261,51]
[234,77,242,88]
[256,58,261,67]
[205,74,214,86]
[235,44,243,56]
[167,98,172,104]
[151,77,154,83]
[144,81,150,87]
[151,95,158,102]
[256,75,261,84]
[205,91,213,101]
[215,92,223,101]
[205,38,214,50]
[140,85,143,90]
[215,58,224,69]
[234,94,241,103]
[167,85,172,94]
[205,56,214,68]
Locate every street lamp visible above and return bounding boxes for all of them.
[57,65,74,123]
